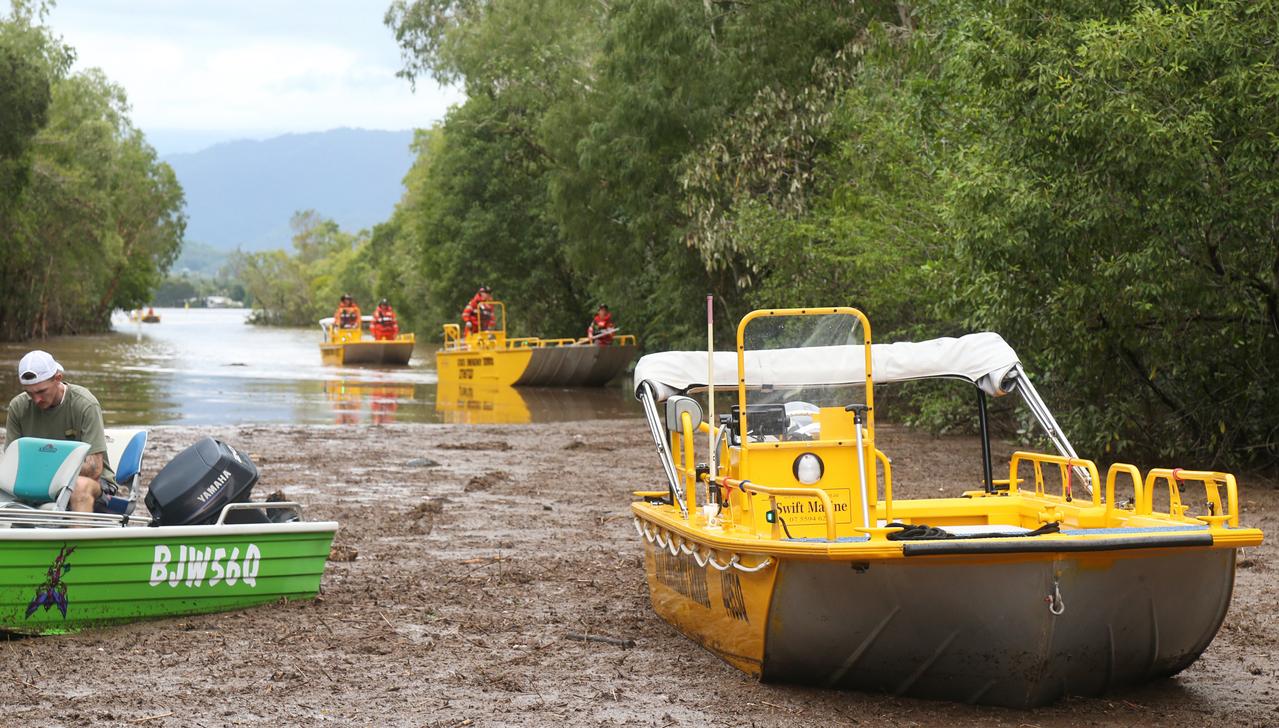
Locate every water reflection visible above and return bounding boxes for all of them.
[0,308,640,426]
[326,380,418,425]
[435,382,637,425]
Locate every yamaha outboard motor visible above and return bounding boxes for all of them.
[145,437,259,526]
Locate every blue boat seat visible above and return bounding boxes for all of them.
[103,428,148,515]
[0,437,91,510]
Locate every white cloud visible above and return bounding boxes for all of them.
[46,3,463,149]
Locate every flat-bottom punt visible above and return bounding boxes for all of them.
[436,343,637,386]
[631,306,1263,708]
[0,518,337,635]
[320,338,415,366]
[636,506,1237,707]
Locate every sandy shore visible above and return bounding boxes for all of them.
[1,421,1275,727]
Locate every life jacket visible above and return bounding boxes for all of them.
[589,313,615,344]
[337,304,361,328]
[463,293,493,332]
[374,305,397,325]
[462,293,485,323]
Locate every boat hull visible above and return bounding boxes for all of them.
[436,344,636,387]
[641,535,1237,707]
[0,522,338,635]
[321,339,415,366]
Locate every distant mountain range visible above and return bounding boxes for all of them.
[162,128,416,252]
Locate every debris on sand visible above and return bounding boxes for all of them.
[437,441,512,452]
[408,497,448,535]
[406,457,441,468]
[565,632,636,648]
[411,498,447,516]
[564,436,612,451]
[329,544,359,562]
[464,472,509,493]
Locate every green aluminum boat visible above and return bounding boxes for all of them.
[0,507,337,635]
[0,432,338,635]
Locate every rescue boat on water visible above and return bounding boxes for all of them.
[435,301,637,387]
[0,430,337,635]
[320,315,416,366]
[631,306,1263,708]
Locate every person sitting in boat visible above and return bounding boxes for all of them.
[371,298,400,341]
[462,286,492,336]
[587,304,616,345]
[334,294,362,335]
[5,350,117,513]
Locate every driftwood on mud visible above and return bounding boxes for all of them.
[564,632,636,648]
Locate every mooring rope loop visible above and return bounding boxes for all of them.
[732,557,773,573]
[632,518,774,574]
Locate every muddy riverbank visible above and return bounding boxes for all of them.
[2,421,1275,726]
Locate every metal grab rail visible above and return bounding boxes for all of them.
[638,381,686,518]
[215,501,303,526]
[0,503,151,528]
[720,477,837,542]
[875,449,894,523]
[681,411,697,516]
[441,324,462,351]
[1008,451,1102,505]
[1103,463,1144,521]
[1142,468,1239,527]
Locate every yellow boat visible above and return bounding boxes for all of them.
[435,301,638,386]
[320,316,416,366]
[631,306,1263,708]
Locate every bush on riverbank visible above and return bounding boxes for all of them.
[375,0,1277,469]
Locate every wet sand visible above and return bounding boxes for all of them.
[2,421,1275,727]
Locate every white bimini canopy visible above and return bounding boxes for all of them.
[633,332,1020,402]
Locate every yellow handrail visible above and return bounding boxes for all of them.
[875,448,894,523]
[720,477,837,542]
[1142,468,1238,527]
[1008,451,1101,505]
[1103,463,1144,521]
[735,307,874,475]
[681,411,697,516]
[441,323,462,350]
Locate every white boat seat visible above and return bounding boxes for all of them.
[0,437,90,510]
[103,428,148,515]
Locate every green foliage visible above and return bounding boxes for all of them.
[376,0,1277,467]
[936,0,1279,467]
[0,5,184,340]
[232,211,377,326]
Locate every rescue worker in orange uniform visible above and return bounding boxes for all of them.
[371,299,400,341]
[461,286,492,336]
[587,304,616,346]
[334,294,361,337]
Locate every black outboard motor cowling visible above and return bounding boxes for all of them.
[145,437,259,527]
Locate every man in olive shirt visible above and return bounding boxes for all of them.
[5,350,116,512]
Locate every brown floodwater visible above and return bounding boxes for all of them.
[0,307,640,426]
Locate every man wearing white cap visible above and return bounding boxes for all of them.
[5,351,116,512]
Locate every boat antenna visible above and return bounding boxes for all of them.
[707,294,716,493]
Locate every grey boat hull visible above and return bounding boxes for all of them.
[763,547,1236,707]
[513,344,636,386]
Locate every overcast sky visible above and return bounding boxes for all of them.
[46,1,463,155]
